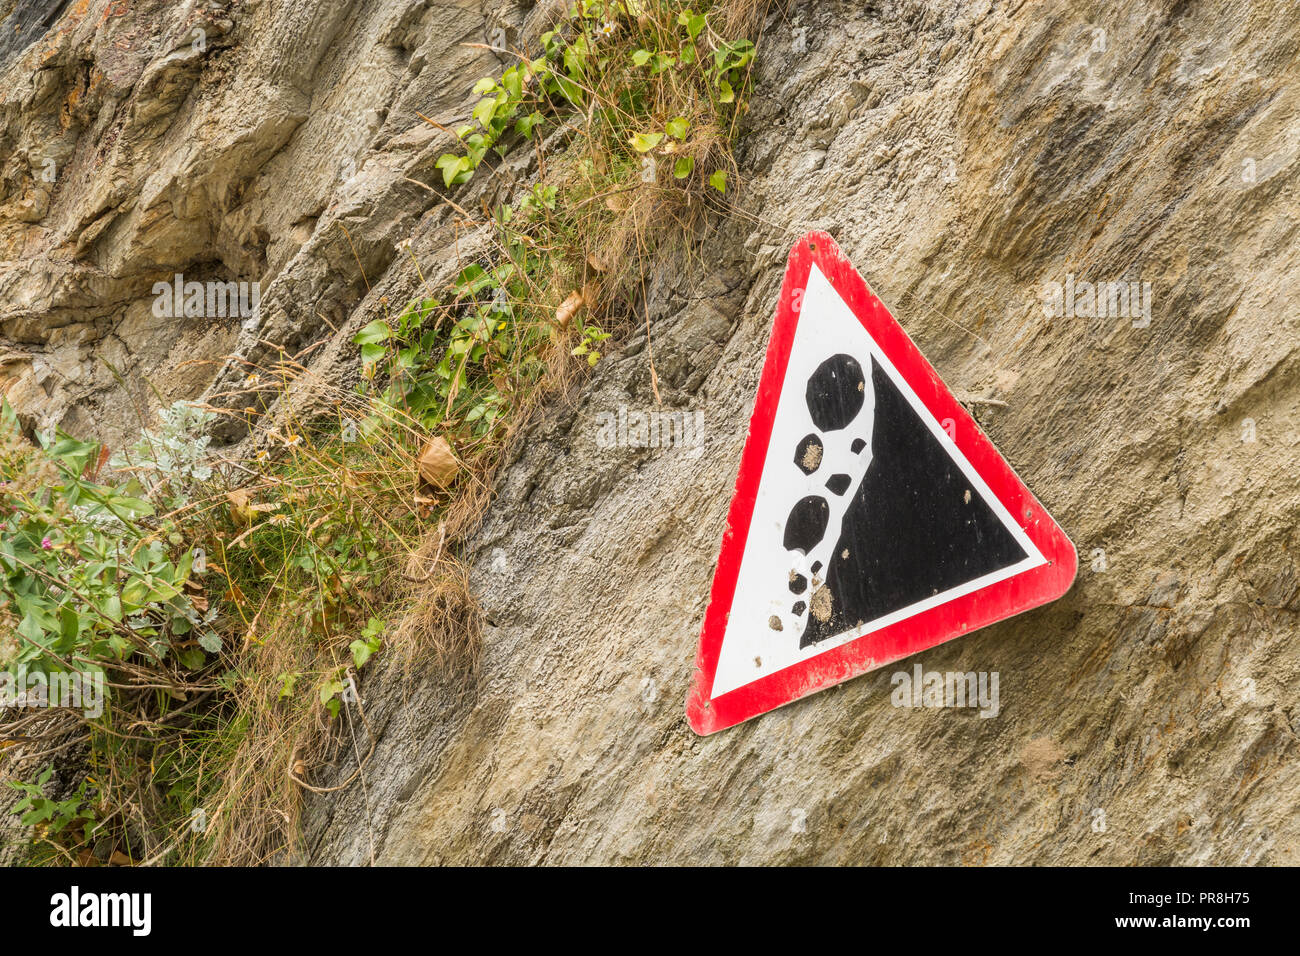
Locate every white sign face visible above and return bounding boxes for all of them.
[709,264,1043,699]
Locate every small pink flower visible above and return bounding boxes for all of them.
[41,537,52,549]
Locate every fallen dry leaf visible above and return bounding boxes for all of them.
[225,489,254,526]
[555,290,584,328]
[418,436,458,489]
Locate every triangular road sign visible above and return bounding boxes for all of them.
[686,232,1076,735]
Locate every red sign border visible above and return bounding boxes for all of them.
[685,232,1077,735]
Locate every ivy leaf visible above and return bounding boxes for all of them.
[515,112,544,139]
[472,96,499,130]
[709,169,727,192]
[631,49,651,67]
[352,319,392,345]
[350,631,381,670]
[501,67,523,99]
[630,132,664,153]
[652,52,676,73]
[319,678,345,706]
[673,156,695,179]
[665,117,689,140]
[435,153,470,188]
[454,263,492,296]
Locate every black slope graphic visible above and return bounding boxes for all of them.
[801,357,1028,647]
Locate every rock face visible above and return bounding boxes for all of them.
[4,0,1300,865]
[1,0,514,442]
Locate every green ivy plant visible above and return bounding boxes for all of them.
[379,2,758,443]
[0,401,218,677]
[435,1,750,195]
[353,185,601,436]
[7,767,97,843]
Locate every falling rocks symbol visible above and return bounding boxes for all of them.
[800,355,1028,647]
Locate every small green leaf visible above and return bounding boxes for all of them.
[178,647,206,670]
[630,132,664,153]
[709,169,727,192]
[472,96,500,130]
[666,117,689,140]
[349,639,373,669]
[673,156,695,179]
[515,112,544,139]
[278,672,299,699]
[435,153,471,188]
[501,67,522,99]
[353,319,392,346]
[319,678,345,705]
